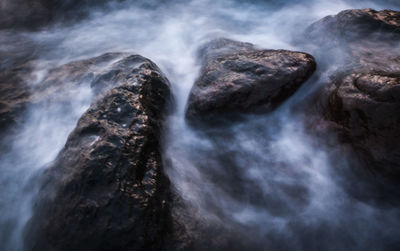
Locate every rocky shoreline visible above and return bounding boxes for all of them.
[1,7,400,251]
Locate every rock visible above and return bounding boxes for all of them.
[305,8,400,71]
[0,52,150,140]
[307,9,400,182]
[306,8,400,44]
[0,52,124,146]
[321,70,400,181]
[25,54,174,251]
[185,38,316,124]
[0,66,31,141]
[36,52,133,98]
[0,33,39,145]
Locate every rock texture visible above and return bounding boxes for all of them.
[185,38,316,124]
[322,71,400,180]
[25,54,174,251]
[306,8,400,43]
[307,9,400,181]
[0,65,31,140]
[0,32,39,142]
[305,8,400,71]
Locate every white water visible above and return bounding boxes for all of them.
[0,0,400,250]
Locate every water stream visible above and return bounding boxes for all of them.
[1,0,400,250]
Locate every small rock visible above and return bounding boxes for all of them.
[185,38,316,124]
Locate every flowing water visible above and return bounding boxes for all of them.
[1,0,400,250]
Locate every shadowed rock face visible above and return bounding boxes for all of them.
[0,65,31,140]
[307,9,400,182]
[323,71,400,180]
[185,38,316,124]
[0,32,39,143]
[25,54,173,251]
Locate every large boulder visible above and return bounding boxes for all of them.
[25,54,174,251]
[306,8,400,44]
[185,38,316,124]
[307,9,400,182]
[322,71,400,180]
[305,8,400,71]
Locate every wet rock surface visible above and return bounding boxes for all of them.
[1,6,400,251]
[0,66,31,140]
[0,52,139,142]
[306,8,400,43]
[305,8,400,71]
[25,54,174,251]
[307,9,400,182]
[185,38,316,124]
[0,32,40,142]
[322,71,400,181]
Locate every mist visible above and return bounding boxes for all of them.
[1,0,400,250]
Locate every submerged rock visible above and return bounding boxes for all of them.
[0,52,147,141]
[0,65,31,141]
[25,54,173,251]
[0,32,40,143]
[185,38,316,124]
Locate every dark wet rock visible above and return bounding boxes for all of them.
[36,52,133,98]
[185,38,316,124]
[0,52,145,142]
[25,54,174,251]
[306,8,400,44]
[305,8,400,71]
[307,9,400,182]
[0,66,31,140]
[320,70,400,181]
